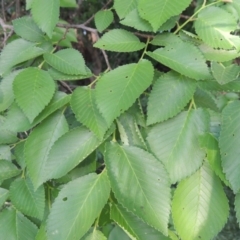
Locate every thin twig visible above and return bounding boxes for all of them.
[59,81,73,93]
[1,0,6,21]
[134,32,154,39]
[0,17,13,47]
[15,0,20,18]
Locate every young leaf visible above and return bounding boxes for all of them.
[44,49,88,75]
[172,162,229,240]
[105,142,171,235]
[195,6,240,50]
[138,0,192,32]
[114,0,138,19]
[111,204,171,240]
[0,208,38,240]
[219,101,240,193]
[95,10,114,32]
[0,160,20,183]
[31,0,59,38]
[211,62,239,85]
[13,67,55,122]
[0,39,45,76]
[42,126,108,182]
[25,111,69,189]
[0,188,9,207]
[147,41,211,80]
[71,87,108,139]
[9,178,45,220]
[94,29,145,52]
[46,172,110,240]
[147,109,208,183]
[147,71,196,125]
[96,60,154,126]
[12,16,45,42]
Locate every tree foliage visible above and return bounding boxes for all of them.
[0,0,240,239]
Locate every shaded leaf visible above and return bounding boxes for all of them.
[0,188,9,207]
[0,160,20,182]
[0,145,11,161]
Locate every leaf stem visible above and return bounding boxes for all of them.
[139,37,150,61]
[188,98,196,111]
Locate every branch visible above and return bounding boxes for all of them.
[0,17,13,47]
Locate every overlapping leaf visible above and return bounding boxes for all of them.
[71,87,108,139]
[9,178,45,220]
[12,16,45,42]
[147,71,196,125]
[94,29,145,52]
[96,60,154,126]
[0,160,20,183]
[95,10,114,32]
[150,33,181,46]
[82,230,107,240]
[0,39,45,76]
[147,109,208,183]
[0,188,9,207]
[13,67,55,122]
[44,49,88,75]
[25,111,68,189]
[147,41,211,80]
[105,142,171,235]
[46,172,110,240]
[138,0,192,32]
[172,162,229,240]
[195,6,240,50]
[0,145,11,161]
[114,0,138,19]
[31,0,59,38]
[219,101,240,193]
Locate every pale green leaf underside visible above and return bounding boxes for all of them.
[31,0,59,38]
[211,62,239,85]
[111,204,171,240]
[147,41,211,80]
[219,101,240,193]
[13,16,45,42]
[42,126,106,182]
[9,178,45,220]
[94,10,114,32]
[0,39,45,76]
[147,71,196,125]
[71,87,108,139]
[138,0,192,32]
[147,109,208,183]
[114,0,138,19]
[13,67,55,122]
[96,60,154,126]
[0,208,38,240]
[172,162,229,240]
[0,160,20,182]
[46,172,110,240]
[105,142,171,235]
[94,29,145,52]
[44,48,87,75]
[195,6,240,50]
[25,111,68,189]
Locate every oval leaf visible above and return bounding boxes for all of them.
[94,10,114,32]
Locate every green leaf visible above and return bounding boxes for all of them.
[147,109,208,183]
[0,188,9,207]
[26,0,34,10]
[12,16,45,42]
[44,49,88,75]
[14,141,26,169]
[95,10,114,32]
[82,229,107,240]
[0,145,11,161]
[114,0,138,19]
[172,162,229,240]
[111,204,171,240]
[36,224,47,240]
[32,91,71,126]
[0,116,18,144]
[105,142,171,235]
[60,0,77,8]
[138,0,192,32]
[96,60,154,126]
[147,41,211,80]
[25,111,68,189]
[42,126,108,182]
[71,87,108,139]
[13,67,55,122]
[219,101,240,193]
[0,39,45,76]
[31,0,60,38]
[120,9,153,32]
[46,172,110,240]
[0,160,20,183]
[211,62,239,85]
[195,6,240,50]
[150,33,181,46]
[0,208,38,240]
[94,29,145,52]
[147,71,196,125]
[9,178,45,220]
